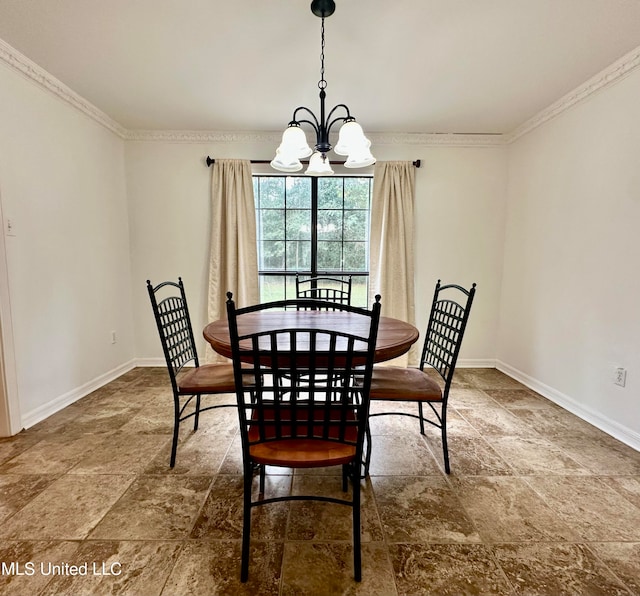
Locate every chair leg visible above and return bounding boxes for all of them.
[240,465,253,582]
[363,422,372,477]
[352,474,362,582]
[441,411,450,475]
[418,402,426,435]
[170,397,180,468]
[259,465,266,494]
[194,394,201,431]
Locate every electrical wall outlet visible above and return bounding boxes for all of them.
[6,218,16,237]
[614,367,627,387]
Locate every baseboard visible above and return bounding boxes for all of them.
[134,358,167,368]
[496,360,640,452]
[457,358,496,368]
[21,359,137,429]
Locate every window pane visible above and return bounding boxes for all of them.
[351,277,369,307]
[343,210,367,241]
[259,240,285,269]
[318,178,343,208]
[257,177,285,208]
[260,275,285,302]
[317,210,343,240]
[286,209,311,240]
[344,178,370,209]
[286,240,311,270]
[286,177,312,208]
[343,242,367,271]
[317,240,342,269]
[259,209,285,240]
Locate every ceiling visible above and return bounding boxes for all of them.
[1,0,640,135]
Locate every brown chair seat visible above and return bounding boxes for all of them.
[177,363,236,393]
[248,405,358,467]
[370,366,442,401]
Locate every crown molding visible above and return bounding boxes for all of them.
[505,44,640,143]
[125,129,506,146]
[3,34,639,148]
[124,129,281,143]
[0,38,127,138]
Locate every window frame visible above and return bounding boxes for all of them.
[253,174,373,303]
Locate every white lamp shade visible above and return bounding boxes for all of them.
[279,125,313,158]
[334,120,369,156]
[305,152,334,176]
[270,150,303,172]
[344,143,376,168]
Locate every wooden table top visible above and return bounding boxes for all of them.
[203,310,419,364]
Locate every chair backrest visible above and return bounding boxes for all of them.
[226,294,381,460]
[147,278,199,393]
[295,274,353,309]
[420,280,476,389]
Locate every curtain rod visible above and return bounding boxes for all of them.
[206,156,421,168]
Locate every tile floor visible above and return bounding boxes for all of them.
[1,367,640,595]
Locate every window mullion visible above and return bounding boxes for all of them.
[311,177,318,278]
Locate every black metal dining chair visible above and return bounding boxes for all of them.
[295,273,352,308]
[147,278,237,467]
[364,280,476,475]
[226,292,381,582]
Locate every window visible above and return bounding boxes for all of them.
[253,175,372,306]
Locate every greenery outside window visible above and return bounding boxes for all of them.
[253,175,372,306]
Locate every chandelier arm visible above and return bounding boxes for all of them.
[292,107,321,133]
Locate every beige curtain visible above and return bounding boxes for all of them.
[206,159,259,362]
[369,161,417,366]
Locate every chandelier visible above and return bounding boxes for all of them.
[270,0,375,176]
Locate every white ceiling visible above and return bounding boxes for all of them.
[1,0,640,135]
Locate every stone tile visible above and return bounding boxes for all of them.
[389,543,512,596]
[0,474,58,522]
[191,473,290,541]
[452,476,580,543]
[0,475,134,540]
[493,543,631,595]
[0,540,81,596]
[457,406,540,438]
[162,539,283,596]
[455,368,525,390]
[0,433,107,474]
[40,540,182,596]
[280,542,397,596]
[448,386,501,408]
[70,432,170,474]
[89,475,211,540]
[549,434,640,475]
[116,406,175,434]
[0,432,43,465]
[605,476,640,509]
[144,426,233,475]
[288,475,383,542]
[482,388,553,409]
[488,435,589,475]
[367,434,441,476]
[60,406,138,435]
[509,407,609,439]
[589,542,640,595]
[525,476,640,541]
[218,435,244,474]
[372,475,481,543]
[423,428,514,476]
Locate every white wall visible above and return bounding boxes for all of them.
[0,63,135,428]
[126,139,507,367]
[499,68,640,446]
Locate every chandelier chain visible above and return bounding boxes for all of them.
[318,17,327,90]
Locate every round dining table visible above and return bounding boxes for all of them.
[203,310,419,364]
